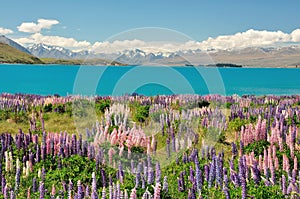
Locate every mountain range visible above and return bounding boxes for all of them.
[1,34,300,67]
[26,42,300,67]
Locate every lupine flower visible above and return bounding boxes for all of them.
[223,188,230,199]
[281,175,286,195]
[147,167,154,184]
[85,185,90,198]
[162,176,168,193]
[155,162,161,183]
[153,183,161,199]
[77,180,83,199]
[241,177,247,199]
[14,159,21,192]
[102,187,106,199]
[92,172,99,199]
[39,181,45,199]
[251,161,261,185]
[129,188,137,199]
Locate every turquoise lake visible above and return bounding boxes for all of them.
[0,64,300,96]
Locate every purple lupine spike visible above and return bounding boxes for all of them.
[292,169,297,183]
[39,181,45,199]
[281,175,286,195]
[92,172,99,199]
[239,141,244,156]
[286,182,293,194]
[2,175,6,194]
[223,173,229,190]
[204,164,210,182]
[85,185,90,198]
[155,162,161,183]
[141,175,146,189]
[101,168,107,187]
[77,180,83,199]
[10,189,15,199]
[14,161,21,192]
[32,177,37,193]
[241,177,247,199]
[238,157,244,180]
[147,167,154,185]
[116,182,120,199]
[178,171,185,191]
[270,163,276,185]
[135,171,141,188]
[4,184,9,199]
[109,185,112,199]
[231,142,238,158]
[195,155,202,192]
[162,176,168,193]
[166,138,170,158]
[189,166,195,182]
[118,162,124,184]
[42,167,46,182]
[101,187,106,199]
[216,157,223,189]
[251,161,261,185]
[62,181,67,192]
[131,160,135,174]
[223,188,231,199]
[208,158,216,188]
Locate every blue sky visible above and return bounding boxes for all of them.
[1,0,300,51]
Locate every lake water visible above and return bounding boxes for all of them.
[0,64,300,96]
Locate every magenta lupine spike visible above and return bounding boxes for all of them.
[153,183,161,199]
[27,187,31,199]
[129,188,137,199]
[49,184,55,196]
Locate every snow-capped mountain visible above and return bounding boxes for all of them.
[27,43,95,59]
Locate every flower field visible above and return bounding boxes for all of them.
[0,93,300,198]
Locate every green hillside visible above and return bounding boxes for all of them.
[0,42,43,64]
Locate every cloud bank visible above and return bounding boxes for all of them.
[11,19,300,52]
[0,27,13,35]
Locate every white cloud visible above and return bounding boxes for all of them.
[14,33,91,49]
[0,27,13,35]
[17,19,59,33]
[198,29,292,50]
[291,29,300,42]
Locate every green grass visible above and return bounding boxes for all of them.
[0,43,43,64]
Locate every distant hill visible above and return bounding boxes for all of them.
[0,42,43,64]
[0,35,31,54]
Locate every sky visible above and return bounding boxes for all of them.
[1,0,300,52]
